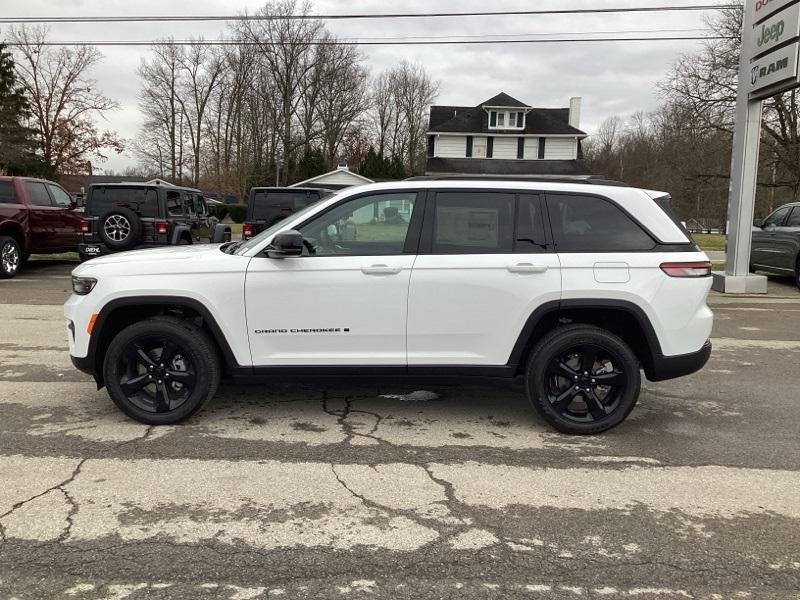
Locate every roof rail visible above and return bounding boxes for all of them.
[405,174,628,187]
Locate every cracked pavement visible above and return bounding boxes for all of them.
[0,260,799,599]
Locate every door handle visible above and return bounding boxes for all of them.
[361,264,403,275]
[507,263,548,274]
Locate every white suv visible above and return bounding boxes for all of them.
[65,178,713,434]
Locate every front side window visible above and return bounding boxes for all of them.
[786,207,800,227]
[433,192,514,254]
[47,184,72,208]
[194,195,206,216]
[298,192,417,256]
[547,194,655,252]
[25,181,53,207]
[763,206,791,228]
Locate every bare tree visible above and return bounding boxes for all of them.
[10,25,121,173]
[389,61,439,174]
[239,0,323,184]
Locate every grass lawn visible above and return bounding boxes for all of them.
[228,223,243,237]
[30,252,80,262]
[692,233,726,251]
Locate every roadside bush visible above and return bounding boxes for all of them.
[227,204,247,223]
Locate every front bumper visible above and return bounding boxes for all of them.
[646,340,712,382]
[70,354,95,377]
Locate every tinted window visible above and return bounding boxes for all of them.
[166,191,183,216]
[787,207,800,227]
[515,194,547,252]
[47,184,72,208]
[764,206,791,227]
[25,181,53,207]
[433,192,514,254]
[547,194,655,252]
[88,187,159,218]
[298,192,416,256]
[252,191,318,220]
[0,181,17,204]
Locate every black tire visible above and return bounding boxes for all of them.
[525,324,641,435]
[99,208,141,250]
[0,235,22,279]
[178,236,192,245]
[103,316,220,425]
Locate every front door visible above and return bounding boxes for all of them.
[46,183,81,250]
[407,190,561,367]
[244,191,422,366]
[752,205,791,269]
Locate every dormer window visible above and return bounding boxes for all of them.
[489,110,525,130]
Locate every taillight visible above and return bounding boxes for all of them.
[80,219,90,233]
[242,223,253,239]
[660,261,712,277]
[155,221,168,235]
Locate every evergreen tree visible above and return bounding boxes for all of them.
[0,43,40,175]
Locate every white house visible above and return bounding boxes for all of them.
[426,92,589,176]
[290,164,374,190]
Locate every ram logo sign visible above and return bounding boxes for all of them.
[748,42,800,98]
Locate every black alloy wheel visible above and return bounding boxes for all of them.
[104,316,220,424]
[526,325,641,434]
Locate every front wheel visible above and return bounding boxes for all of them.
[103,316,220,424]
[526,325,641,434]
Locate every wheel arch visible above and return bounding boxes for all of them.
[509,299,662,379]
[88,296,241,387]
[0,221,26,251]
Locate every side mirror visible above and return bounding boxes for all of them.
[753,218,764,228]
[266,229,303,258]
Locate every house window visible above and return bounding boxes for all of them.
[489,110,525,129]
[497,113,505,127]
[466,136,473,158]
[490,111,497,127]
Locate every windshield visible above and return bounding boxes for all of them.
[234,199,330,255]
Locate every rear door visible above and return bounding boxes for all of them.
[23,180,60,251]
[407,190,561,367]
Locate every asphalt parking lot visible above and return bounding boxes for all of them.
[1,258,799,599]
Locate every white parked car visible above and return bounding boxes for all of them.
[65,178,713,434]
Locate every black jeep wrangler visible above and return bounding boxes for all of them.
[241,187,332,239]
[78,183,231,261]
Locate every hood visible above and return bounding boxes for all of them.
[72,243,232,277]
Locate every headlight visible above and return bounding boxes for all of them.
[72,276,97,295]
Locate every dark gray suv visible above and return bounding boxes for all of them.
[751,202,800,288]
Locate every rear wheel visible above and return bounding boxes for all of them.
[99,208,141,250]
[525,325,641,434]
[0,236,22,279]
[103,316,220,425]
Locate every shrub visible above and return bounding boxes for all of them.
[227,204,247,223]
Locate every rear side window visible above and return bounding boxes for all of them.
[89,187,159,218]
[0,181,17,203]
[25,181,53,207]
[166,191,183,216]
[547,193,655,252]
[433,192,514,254]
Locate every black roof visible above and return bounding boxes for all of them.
[425,157,591,177]
[429,104,585,136]
[480,92,530,108]
[88,182,201,193]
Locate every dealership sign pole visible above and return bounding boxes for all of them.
[713,0,800,293]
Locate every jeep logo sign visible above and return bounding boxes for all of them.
[748,2,800,56]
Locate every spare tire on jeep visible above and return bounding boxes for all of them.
[99,208,141,250]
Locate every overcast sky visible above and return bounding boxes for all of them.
[1,0,712,172]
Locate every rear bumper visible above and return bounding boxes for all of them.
[646,340,712,382]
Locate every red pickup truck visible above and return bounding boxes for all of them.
[0,176,84,278]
